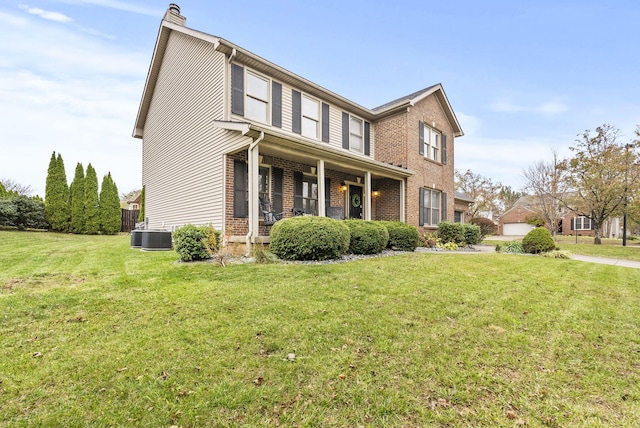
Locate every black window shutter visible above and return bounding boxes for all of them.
[324,177,331,215]
[231,64,244,116]
[272,81,282,128]
[292,90,301,134]
[442,134,447,164]
[419,188,424,226]
[441,192,447,221]
[364,121,371,156]
[233,160,247,218]
[419,121,424,155]
[272,167,283,213]
[321,103,330,142]
[570,218,575,230]
[342,112,349,149]
[293,171,303,209]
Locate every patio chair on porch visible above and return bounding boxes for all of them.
[259,196,284,226]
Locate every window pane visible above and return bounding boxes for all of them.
[246,72,268,101]
[246,97,267,122]
[350,135,362,151]
[302,117,318,139]
[350,117,362,136]
[302,96,319,120]
[432,192,440,209]
[432,209,440,226]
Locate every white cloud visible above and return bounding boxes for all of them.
[489,98,568,116]
[0,9,147,196]
[19,4,73,23]
[53,0,163,17]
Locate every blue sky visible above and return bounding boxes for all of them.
[1,0,638,196]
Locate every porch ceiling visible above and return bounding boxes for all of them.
[246,125,414,180]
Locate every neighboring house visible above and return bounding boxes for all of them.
[121,190,141,210]
[133,5,464,245]
[498,195,623,238]
[498,198,537,236]
[453,192,474,224]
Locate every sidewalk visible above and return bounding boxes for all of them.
[432,245,640,269]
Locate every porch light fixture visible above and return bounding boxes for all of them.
[340,182,347,192]
[372,190,380,198]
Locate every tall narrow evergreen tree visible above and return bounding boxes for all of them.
[99,172,121,235]
[44,152,70,232]
[84,164,100,234]
[137,185,145,223]
[70,162,85,234]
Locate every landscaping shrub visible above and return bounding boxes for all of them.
[269,216,350,261]
[499,241,525,254]
[437,222,465,245]
[377,221,419,252]
[542,250,572,259]
[173,224,221,262]
[470,217,497,238]
[0,196,47,230]
[463,223,482,246]
[344,220,389,255]
[522,227,555,254]
[421,231,439,248]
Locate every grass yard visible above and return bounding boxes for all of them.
[1,231,640,426]
[489,234,640,262]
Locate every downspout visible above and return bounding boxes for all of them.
[245,131,264,256]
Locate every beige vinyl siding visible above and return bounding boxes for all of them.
[281,82,293,133]
[142,30,241,230]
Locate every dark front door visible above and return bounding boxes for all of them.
[348,185,363,219]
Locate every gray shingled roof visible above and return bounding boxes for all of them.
[371,85,439,112]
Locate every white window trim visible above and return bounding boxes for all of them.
[422,187,442,227]
[349,115,364,153]
[258,164,271,199]
[301,94,320,140]
[575,215,592,230]
[245,69,270,124]
[423,123,441,162]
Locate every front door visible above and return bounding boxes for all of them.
[348,185,363,219]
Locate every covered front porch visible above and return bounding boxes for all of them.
[218,123,414,243]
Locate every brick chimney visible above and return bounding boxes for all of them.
[164,3,186,26]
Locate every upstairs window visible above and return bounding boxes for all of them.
[302,95,320,139]
[350,116,363,152]
[421,123,441,162]
[245,71,269,123]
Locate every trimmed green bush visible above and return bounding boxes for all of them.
[437,222,465,245]
[470,217,497,238]
[522,227,555,254]
[0,196,47,230]
[344,220,389,255]
[269,216,350,261]
[463,223,482,246]
[377,221,419,252]
[173,224,221,262]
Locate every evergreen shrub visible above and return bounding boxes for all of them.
[522,227,555,254]
[344,219,389,255]
[269,216,350,261]
[437,222,465,245]
[463,223,482,246]
[377,221,419,252]
[470,217,497,238]
[173,224,220,262]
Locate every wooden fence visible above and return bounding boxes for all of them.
[121,209,140,233]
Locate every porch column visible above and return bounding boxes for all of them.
[399,179,406,222]
[364,171,372,221]
[317,159,326,217]
[248,140,260,243]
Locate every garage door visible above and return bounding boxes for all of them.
[503,223,535,236]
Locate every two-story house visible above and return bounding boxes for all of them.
[133,4,464,247]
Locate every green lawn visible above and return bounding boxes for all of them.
[2,231,640,426]
[488,234,640,261]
